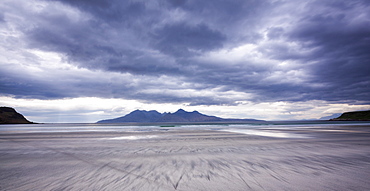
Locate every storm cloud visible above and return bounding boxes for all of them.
[1,0,370,107]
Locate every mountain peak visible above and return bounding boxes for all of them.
[157,109,223,122]
[97,109,163,123]
[175,109,186,113]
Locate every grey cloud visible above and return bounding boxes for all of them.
[0,13,4,22]
[284,0,370,102]
[56,0,146,23]
[0,70,70,99]
[22,1,185,76]
[26,18,174,75]
[266,27,284,40]
[133,92,235,106]
[152,22,226,57]
[203,0,370,104]
[176,0,269,24]
[167,0,186,7]
[1,0,370,106]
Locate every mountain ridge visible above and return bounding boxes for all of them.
[97,109,165,123]
[97,109,261,123]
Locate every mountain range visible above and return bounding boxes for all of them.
[97,109,261,123]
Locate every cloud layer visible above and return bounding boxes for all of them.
[1,0,370,116]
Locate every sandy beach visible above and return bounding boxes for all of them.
[1,124,370,190]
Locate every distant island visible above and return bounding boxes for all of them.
[330,110,370,121]
[97,109,262,123]
[0,107,34,124]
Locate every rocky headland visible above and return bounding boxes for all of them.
[330,110,370,121]
[0,107,34,124]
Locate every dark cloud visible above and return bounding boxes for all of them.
[0,69,69,99]
[167,0,186,7]
[266,27,284,40]
[284,0,370,103]
[0,13,5,22]
[57,0,147,23]
[0,0,370,106]
[153,22,226,57]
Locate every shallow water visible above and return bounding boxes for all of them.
[0,121,370,135]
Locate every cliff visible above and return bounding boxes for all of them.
[331,110,370,121]
[0,107,33,124]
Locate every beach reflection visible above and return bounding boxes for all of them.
[105,135,159,140]
[220,128,310,138]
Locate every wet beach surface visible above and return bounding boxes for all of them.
[1,124,370,190]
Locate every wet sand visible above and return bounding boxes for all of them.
[1,125,370,190]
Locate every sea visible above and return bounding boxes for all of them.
[1,121,370,139]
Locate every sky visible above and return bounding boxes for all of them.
[1,0,370,123]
